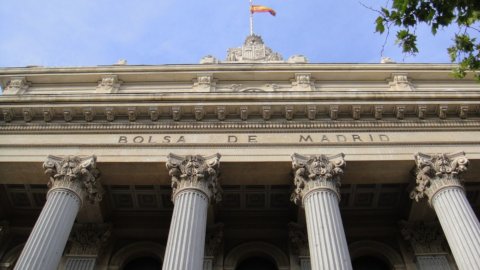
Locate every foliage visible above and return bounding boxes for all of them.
[375,0,480,80]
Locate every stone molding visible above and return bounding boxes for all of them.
[291,153,345,205]
[410,152,468,203]
[288,222,309,257]
[166,153,222,203]
[67,223,111,256]
[43,155,103,205]
[400,221,447,255]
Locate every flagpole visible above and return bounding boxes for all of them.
[249,0,254,35]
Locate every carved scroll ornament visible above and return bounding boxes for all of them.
[411,152,468,202]
[43,155,102,204]
[166,153,222,203]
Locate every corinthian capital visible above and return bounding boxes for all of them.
[166,153,222,203]
[411,152,469,202]
[43,155,102,204]
[291,153,345,205]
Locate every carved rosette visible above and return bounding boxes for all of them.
[400,221,447,255]
[67,223,111,256]
[411,152,468,203]
[166,153,222,203]
[291,153,346,205]
[288,222,309,257]
[43,155,103,204]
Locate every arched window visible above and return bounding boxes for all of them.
[352,255,391,270]
[123,256,162,270]
[236,256,278,270]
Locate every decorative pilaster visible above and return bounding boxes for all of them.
[204,223,224,270]
[14,156,102,270]
[62,223,111,270]
[291,153,352,270]
[400,221,452,269]
[411,152,480,269]
[163,153,221,270]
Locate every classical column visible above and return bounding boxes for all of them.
[163,153,221,270]
[62,223,111,270]
[14,156,102,270]
[411,152,480,269]
[291,153,352,270]
[400,221,453,270]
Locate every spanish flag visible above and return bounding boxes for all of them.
[250,5,276,16]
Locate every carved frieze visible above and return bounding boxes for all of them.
[67,223,111,256]
[411,152,468,202]
[166,153,222,203]
[389,73,415,91]
[3,77,29,95]
[400,221,447,255]
[288,222,309,256]
[96,75,121,93]
[291,153,346,205]
[43,155,103,204]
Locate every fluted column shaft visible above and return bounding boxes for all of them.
[291,153,352,270]
[304,189,352,270]
[431,186,480,269]
[163,189,209,270]
[411,152,480,270]
[163,153,221,270]
[15,189,81,270]
[14,155,101,270]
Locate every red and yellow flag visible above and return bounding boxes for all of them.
[250,5,276,16]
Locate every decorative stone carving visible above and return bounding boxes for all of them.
[195,106,205,121]
[83,108,95,122]
[438,105,448,119]
[63,109,73,122]
[200,55,219,64]
[127,107,137,122]
[374,105,383,120]
[96,75,121,93]
[43,155,102,204]
[166,153,222,203]
[262,106,271,121]
[400,221,447,255]
[22,108,33,122]
[67,223,111,256]
[2,109,13,122]
[381,57,396,64]
[291,153,346,205]
[306,105,316,120]
[240,106,248,121]
[105,107,115,122]
[42,108,53,122]
[225,35,283,63]
[288,222,309,256]
[149,107,159,121]
[285,106,294,120]
[287,55,308,64]
[395,105,405,120]
[292,73,314,91]
[172,106,182,121]
[458,105,469,119]
[217,106,226,121]
[352,105,361,120]
[389,73,415,91]
[411,152,468,202]
[417,105,427,119]
[193,74,216,92]
[329,105,339,120]
[3,77,29,95]
[205,223,224,257]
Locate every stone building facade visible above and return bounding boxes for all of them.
[0,36,480,270]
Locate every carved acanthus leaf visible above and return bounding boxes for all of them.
[68,223,111,255]
[166,153,222,203]
[288,222,309,256]
[400,221,447,254]
[43,155,103,204]
[411,152,468,202]
[291,153,345,205]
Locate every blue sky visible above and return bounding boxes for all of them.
[0,0,461,67]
